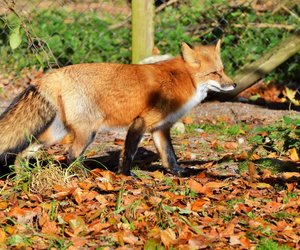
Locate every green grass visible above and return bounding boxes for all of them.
[256,238,292,250]
[185,122,248,137]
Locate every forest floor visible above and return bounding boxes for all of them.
[0,73,300,249]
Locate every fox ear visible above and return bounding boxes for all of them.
[181,42,200,67]
[215,39,221,53]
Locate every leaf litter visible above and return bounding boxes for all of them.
[1,99,300,248]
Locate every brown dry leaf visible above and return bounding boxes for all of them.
[52,190,73,200]
[191,198,207,211]
[97,181,115,191]
[53,154,67,161]
[188,235,209,248]
[221,219,237,238]
[229,235,241,246]
[205,181,228,189]
[160,228,177,247]
[41,221,58,235]
[234,203,252,214]
[68,216,88,236]
[151,170,165,180]
[69,237,88,249]
[280,172,300,181]
[7,206,25,218]
[182,116,193,124]
[88,221,111,234]
[78,181,94,191]
[249,153,260,161]
[122,230,140,245]
[281,229,300,242]
[210,139,220,149]
[95,194,109,205]
[224,141,238,150]
[289,148,299,161]
[114,138,125,145]
[267,152,278,158]
[261,169,272,179]
[0,228,6,245]
[187,179,207,194]
[294,217,300,225]
[235,151,248,161]
[0,201,8,210]
[39,212,50,227]
[239,237,251,248]
[73,188,83,205]
[286,182,297,192]
[8,207,40,224]
[264,201,281,213]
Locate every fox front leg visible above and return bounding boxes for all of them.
[152,127,185,176]
[118,117,146,176]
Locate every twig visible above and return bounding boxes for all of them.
[233,23,296,30]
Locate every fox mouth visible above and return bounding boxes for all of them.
[207,82,236,92]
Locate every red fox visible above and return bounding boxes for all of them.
[0,41,236,176]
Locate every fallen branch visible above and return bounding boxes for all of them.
[213,31,300,100]
[233,23,296,31]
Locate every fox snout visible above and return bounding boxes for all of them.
[220,82,237,91]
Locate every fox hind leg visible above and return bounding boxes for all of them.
[118,117,146,175]
[67,124,97,162]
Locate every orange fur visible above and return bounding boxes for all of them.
[0,42,236,175]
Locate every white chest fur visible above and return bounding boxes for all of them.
[154,83,211,130]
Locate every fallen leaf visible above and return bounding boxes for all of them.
[160,228,177,247]
[73,188,83,205]
[0,229,6,244]
[289,148,299,161]
[122,230,139,244]
[68,216,88,236]
[187,179,207,194]
[88,221,111,234]
[41,221,58,235]
[280,172,300,181]
[182,116,193,124]
[191,198,207,211]
[114,138,125,145]
[224,141,238,150]
[205,181,227,189]
[0,201,8,210]
[188,235,209,248]
[97,181,115,191]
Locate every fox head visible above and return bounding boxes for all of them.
[181,41,236,92]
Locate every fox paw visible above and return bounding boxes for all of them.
[170,166,191,177]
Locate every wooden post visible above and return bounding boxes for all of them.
[215,32,300,100]
[131,0,154,64]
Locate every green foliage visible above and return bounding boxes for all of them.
[0,0,299,86]
[250,116,300,155]
[257,238,292,250]
[186,122,248,137]
[0,9,131,72]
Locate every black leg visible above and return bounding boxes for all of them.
[152,127,184,176]
[118,117,146,175]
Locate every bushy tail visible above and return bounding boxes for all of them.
[0,85,56,163]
